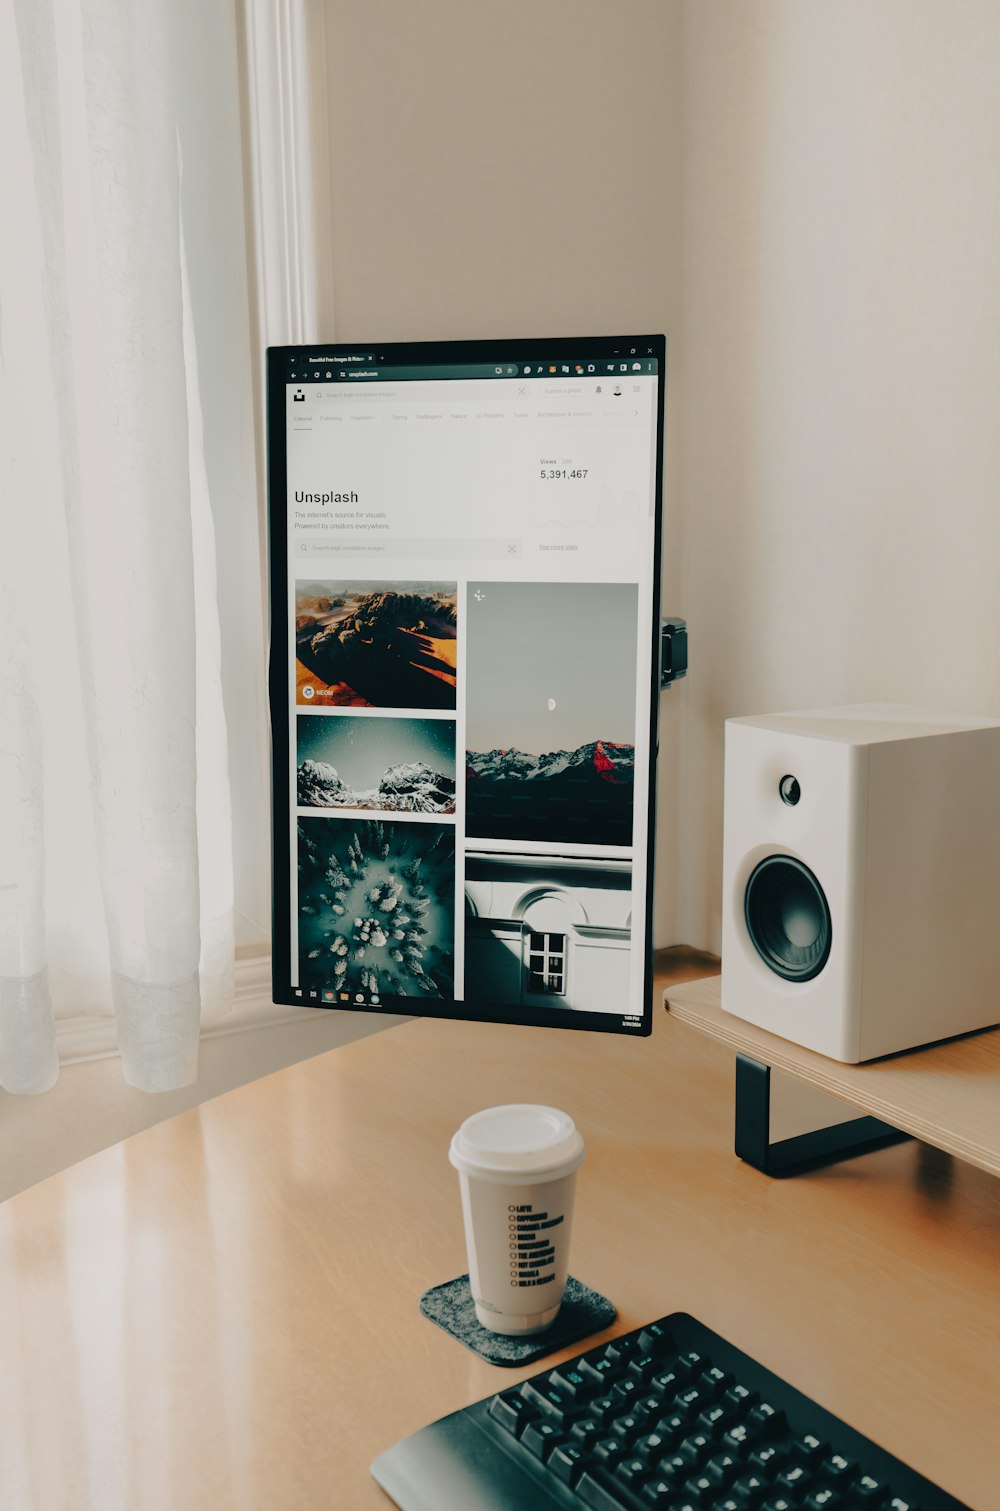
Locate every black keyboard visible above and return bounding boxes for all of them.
[371,1312,969,1511]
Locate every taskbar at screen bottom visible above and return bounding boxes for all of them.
[272,978,650,1036]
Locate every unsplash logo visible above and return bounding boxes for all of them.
[294,489,359,505]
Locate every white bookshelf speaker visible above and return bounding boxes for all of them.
[722,705,1000,1062]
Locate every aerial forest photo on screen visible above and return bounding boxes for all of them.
[295,581,458,709]
[465,581,638,847]
[297,816,455,1000]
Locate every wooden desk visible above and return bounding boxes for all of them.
[0,950,997,1510]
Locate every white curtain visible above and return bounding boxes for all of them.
[0,0,235,1093]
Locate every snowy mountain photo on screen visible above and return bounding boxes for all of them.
[465,582,638,847]
[297,714,456,814]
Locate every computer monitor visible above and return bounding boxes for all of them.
[267,335,665,1036]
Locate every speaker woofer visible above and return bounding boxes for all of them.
[744,855,831,982]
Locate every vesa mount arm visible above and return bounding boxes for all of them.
[660,617,688,690]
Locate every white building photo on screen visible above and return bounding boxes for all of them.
[464,852,632,1014]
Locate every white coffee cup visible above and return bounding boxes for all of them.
[449,1104,585,1335]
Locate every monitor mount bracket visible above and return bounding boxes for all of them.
[660,617,688,690]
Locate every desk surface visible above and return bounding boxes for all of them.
[0,951,997,1511]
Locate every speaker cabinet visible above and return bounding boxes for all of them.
[722,705,1000,1062]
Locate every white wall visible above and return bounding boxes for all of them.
[315,1,1000,960]
[680,1,1000,950]
[318,0,687,943]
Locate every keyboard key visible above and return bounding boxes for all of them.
[605,1336,645,1366]
[700,1366,735,1395]
[590,1394,616,1426]
[651,1365,688,1397]
[577,1470,630,1510]
[616,1454,651,1488]
[683,1470,717,1500]
[571,1418,602,1449]
[636,1393,664,1420]
[749,1443,788,1475]
[633,1430,670,1462]
[820,1453,855,1483]
[852,1472,891,1502]
[520,1380,582,1428]
[642,1479,684,1505]
[638,1322,674,1356]
[676,1430,713,1466]
[579,1355,617,1388]
[550,1365,598,1399]
[777,1464,813,1495]
[593,1436,626,1467]
[656,1410,690,1440]
[609,1411,646,1442]
[698,1403,729,1437]
[794,1432,827,1465]
[659,1452,689,1482]
[746,1402,787,1437]
[677,1384,714,1416]
[732,1471,770,1504]
[803,1490,844,1510]
[760,1499,796,1511]
[704,1450,741,1487]
[611,1377,642,1407]
[487,1391,533,1436]
[547,1442,585,1486]
[520,1420,560,1459]
[627,1355,661,1385]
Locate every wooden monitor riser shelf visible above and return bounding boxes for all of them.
[665,972,1000,1179]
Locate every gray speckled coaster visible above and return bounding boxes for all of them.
[419,1275,616,1366]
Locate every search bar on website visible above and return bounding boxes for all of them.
[296,538,522,559]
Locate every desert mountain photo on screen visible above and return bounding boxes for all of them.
[296,582,457,709]
[465,580,639,847]
[466,739,635,846]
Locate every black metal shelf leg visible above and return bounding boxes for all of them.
[734,1053,911,1177]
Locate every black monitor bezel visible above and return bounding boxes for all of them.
[267,333,665,1037]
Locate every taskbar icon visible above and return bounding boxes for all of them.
[304,987,381,1006]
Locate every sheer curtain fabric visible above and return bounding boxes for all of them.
[0,0,235,1093]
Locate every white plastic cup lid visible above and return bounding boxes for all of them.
[449,1104,585,1183]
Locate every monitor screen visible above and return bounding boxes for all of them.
[267,335,664,1035]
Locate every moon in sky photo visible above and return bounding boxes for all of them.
[465,580,638,848]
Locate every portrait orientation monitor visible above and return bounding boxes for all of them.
[267,335,665,1036]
